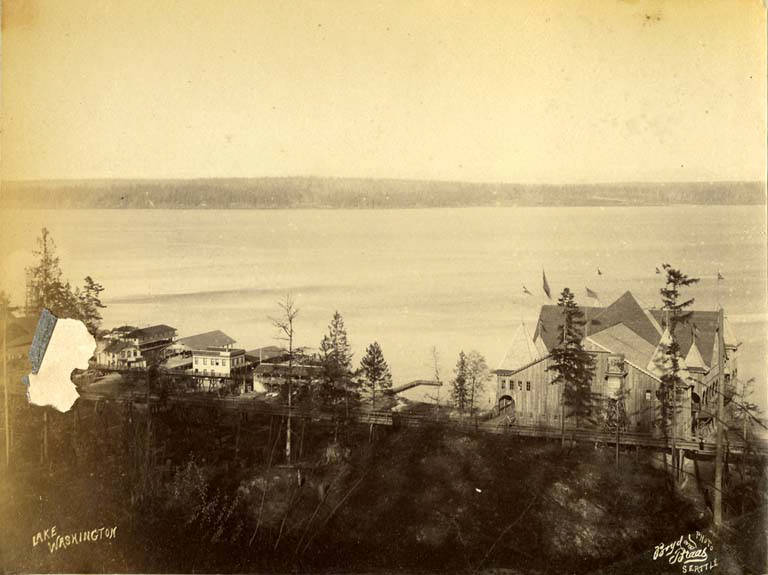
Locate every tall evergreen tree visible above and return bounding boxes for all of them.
[26,228,107,326]
[547,288,596,441]
[656,264,699,478]
[451,351,469,413]
[79,276,107,335]
[360,341,392,407]
[27,228,67,316]
[318,311,356,414]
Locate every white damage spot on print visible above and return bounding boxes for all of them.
[27,318,95,412]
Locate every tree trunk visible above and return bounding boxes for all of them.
[41,409,49,464]
[560,390,565,448]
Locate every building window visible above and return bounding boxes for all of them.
[645,390,652,401]
[501,381,506,390]
[526,381,531,391]
[194,358,199,365]
[518,381,523,391]
[203,358,208,365]
[223,359,228,367]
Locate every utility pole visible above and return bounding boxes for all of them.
[714,307,725,529]
[615,396,620,471]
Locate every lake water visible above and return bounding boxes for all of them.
[2,206,766,407]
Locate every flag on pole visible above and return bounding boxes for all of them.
[585,287,599,300]
[542,270,551,299]
[523,285,532,296]
[597,267,602,276]
[717,270,724,280]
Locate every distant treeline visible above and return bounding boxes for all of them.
[1,178,764,209]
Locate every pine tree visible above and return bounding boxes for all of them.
[79,276,107,335]
[656,264,699,478]
[360,341,392,408]
[26,228,107,326]
[451,351,469,413]
[547,288,596,441]
[318,311,356,414]
[27,228,68,316]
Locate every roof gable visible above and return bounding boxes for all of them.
[533,304,603,352]
[587,291,661,347]
[178,330,236,349]
[497,321,541,371]
[649,309,718,367]
[685,340,707,370]
[585,322,657,370]
[127,324,176,339]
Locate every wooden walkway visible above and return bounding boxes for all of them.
[73,387,768,457]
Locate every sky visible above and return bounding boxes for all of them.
[2,0,766,184]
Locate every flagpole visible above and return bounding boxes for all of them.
[714,307,725,529]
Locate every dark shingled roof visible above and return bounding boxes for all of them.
[532,291,719,368]
[649,309,719,367]
[586,291,661,347]
[533,304,602,353]
[178,330,236,350]
[126,324,176,339]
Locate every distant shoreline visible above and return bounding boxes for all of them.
[1,177,764,209]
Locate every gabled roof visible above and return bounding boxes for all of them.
[530,291,724,370]
[177,330,236,350]
[126,324,176,339]
[649,310,719,367]
[587,291,661,347]
[533,304,602,352]
[497,321,541,372]
[585,322,657,371]
[685,340,707,371]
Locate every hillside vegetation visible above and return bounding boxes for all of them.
[2,178,764,209]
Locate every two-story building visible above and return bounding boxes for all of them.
[494,291,737,441]
[95,323,177,369]
[192,346,248,390]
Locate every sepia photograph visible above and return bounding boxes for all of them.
[0,0,766,573]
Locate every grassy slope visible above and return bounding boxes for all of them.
[1,412,763,574]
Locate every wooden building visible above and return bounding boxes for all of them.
[494,291,738,441]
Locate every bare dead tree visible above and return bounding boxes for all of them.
[269,293,299,465]
[424,346,442,420]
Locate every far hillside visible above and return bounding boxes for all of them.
[1,178,764,209]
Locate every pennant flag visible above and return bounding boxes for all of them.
[523,285,532,296]
[655,267,661,274]
[717,270,724,281]
[597,267,602,276]
[542,270,551,299]
[585,287,599,300]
